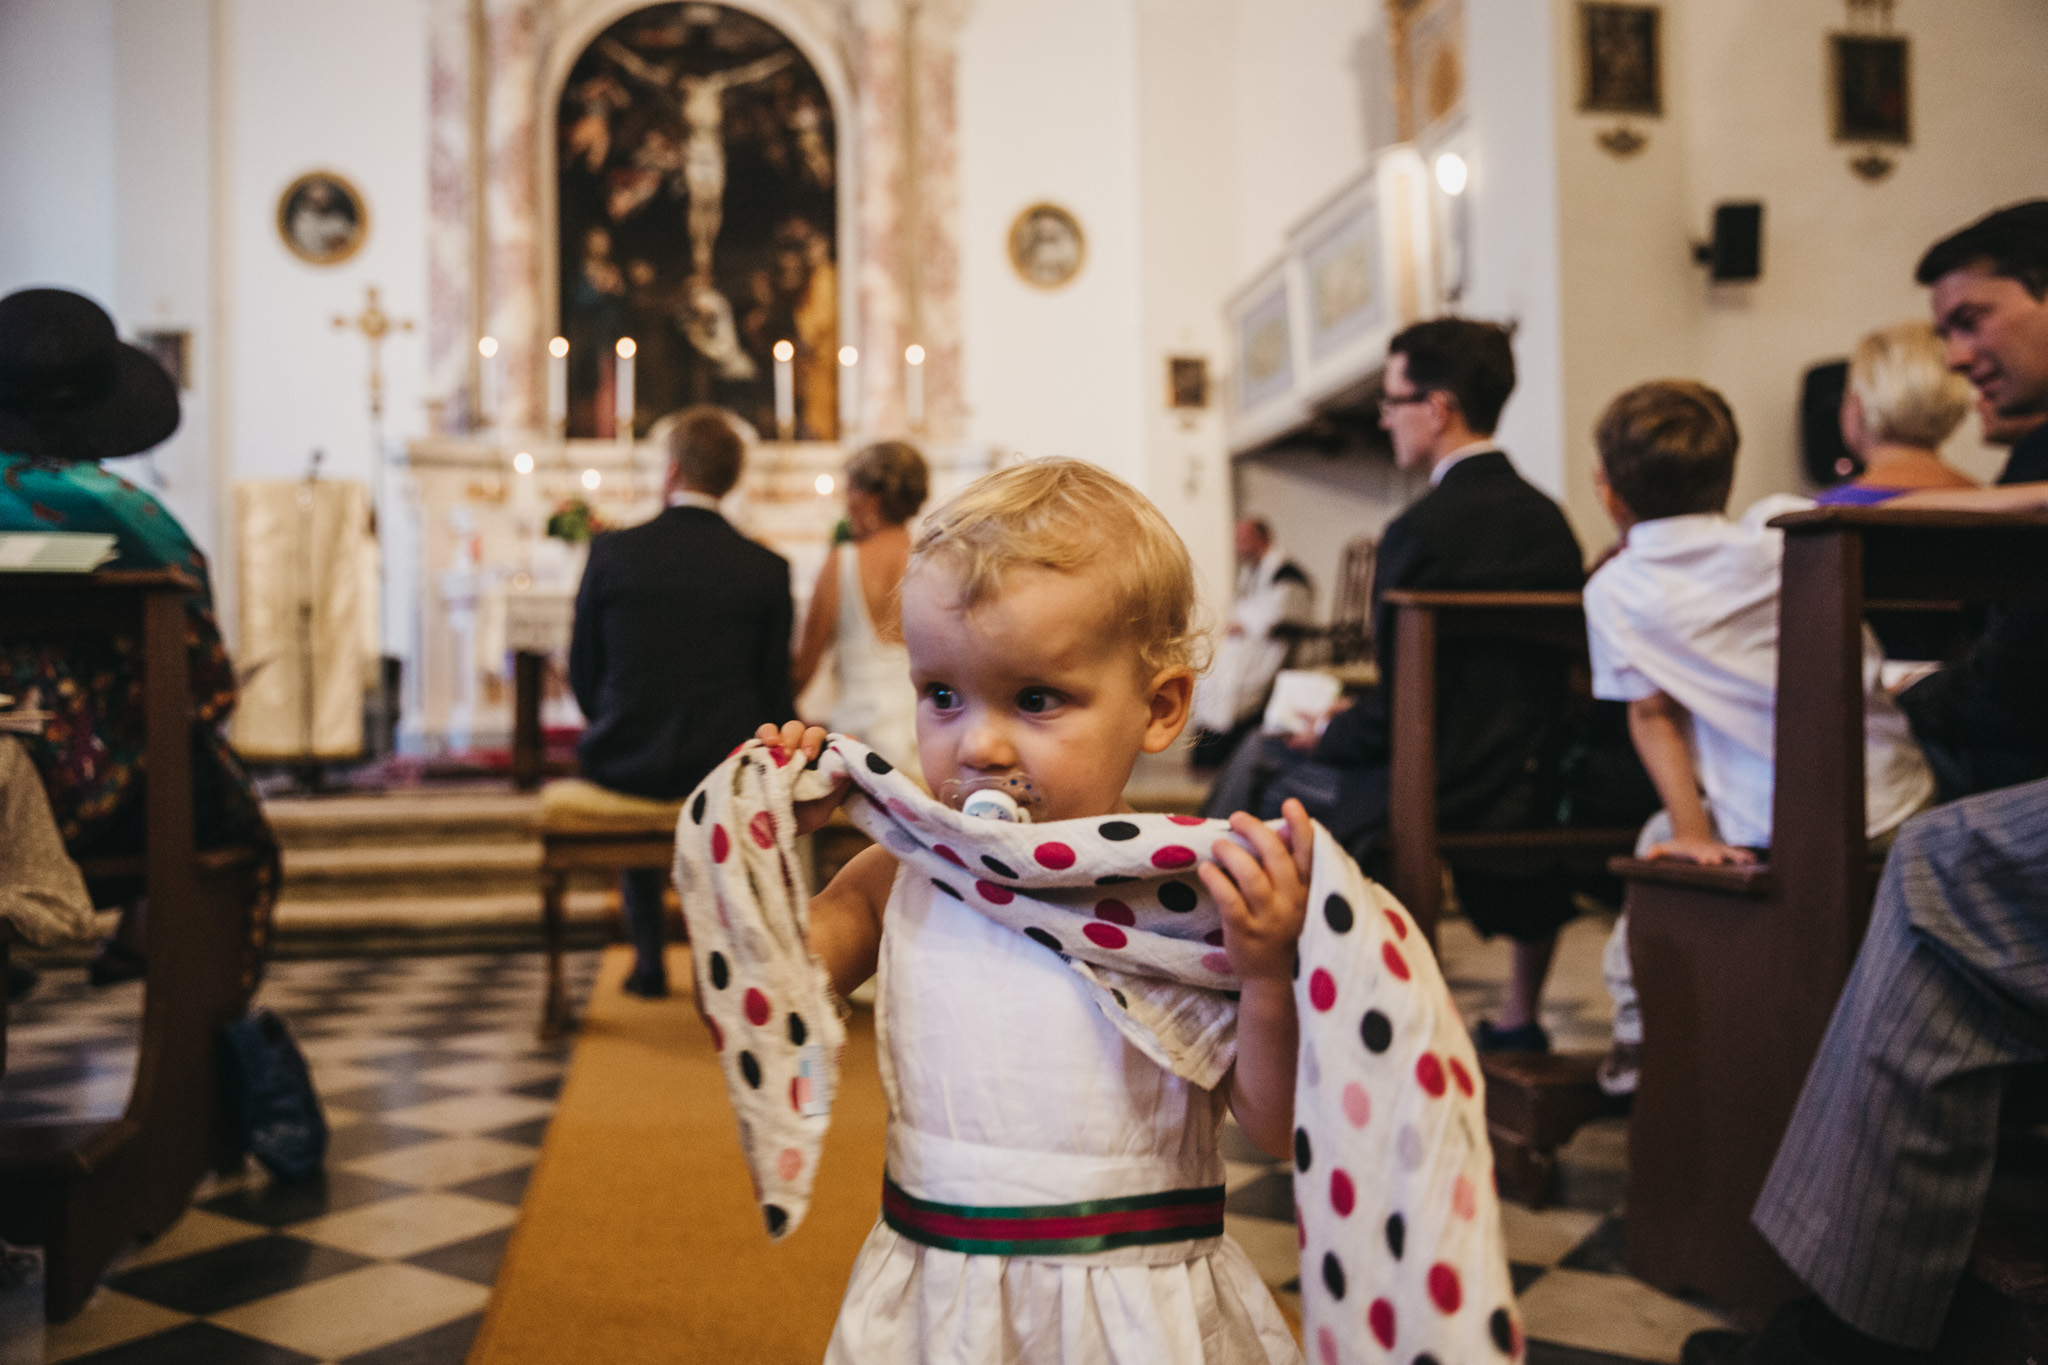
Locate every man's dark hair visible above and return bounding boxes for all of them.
[1596,380,1740,521]
[667,405,745,497]
[1387,318,1516,434]
[1914,200,2048,299]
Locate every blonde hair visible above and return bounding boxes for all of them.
[1850,320,1971,449]
[909,458,1206,675]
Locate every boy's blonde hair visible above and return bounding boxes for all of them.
[909,458,1207,675]
[1849,320,1971,449]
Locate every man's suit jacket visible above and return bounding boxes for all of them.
[569,506,795,800]
[1316,449,1585,831]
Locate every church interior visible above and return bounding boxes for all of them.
[4,0,2048,1362]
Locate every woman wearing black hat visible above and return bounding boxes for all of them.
[0,287,276,988]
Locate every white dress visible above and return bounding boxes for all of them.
[828,545,920,776]
[824,872,1303,1364]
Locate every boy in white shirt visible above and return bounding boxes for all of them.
[1583,381,1933,1095]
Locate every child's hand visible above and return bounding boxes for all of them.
[1199,799,1313,983]
[1644,835,1756,867]
[753,721,849,836]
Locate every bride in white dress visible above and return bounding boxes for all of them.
[793,441,929,774]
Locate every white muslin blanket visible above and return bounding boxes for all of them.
[674,736,1523,1363]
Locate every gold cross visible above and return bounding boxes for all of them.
[332,284,415,421]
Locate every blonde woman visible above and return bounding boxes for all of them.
[1822,320,1978,505]
[792,441,929,771]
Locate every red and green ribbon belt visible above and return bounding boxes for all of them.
[882,1176,1227,1256]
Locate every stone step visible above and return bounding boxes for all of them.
[264,790,541,850]
[269,888,619,959]
[279,840,564,900]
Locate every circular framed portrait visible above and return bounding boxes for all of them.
[277,171,369,266]
[1008,203,1085,290]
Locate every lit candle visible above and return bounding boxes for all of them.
[838,345,859,436]
[904,343,926,431]
[773,339,795,439]
[547,336,569,433]
[615,337,636,443]
[581,468,601,491]
[477,336,500,429]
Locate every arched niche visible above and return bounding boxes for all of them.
[540,1,857,442]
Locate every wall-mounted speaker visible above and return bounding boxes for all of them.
[1693,202,1764,282]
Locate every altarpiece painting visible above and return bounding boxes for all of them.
[557,3,839,441]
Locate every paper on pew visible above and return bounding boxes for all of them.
[1261,667,1344,738]
[0,532,119,572]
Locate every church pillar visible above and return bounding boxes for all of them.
[482,0,543,433]
[426,0,477,433]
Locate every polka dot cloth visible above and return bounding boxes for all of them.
[674,738,1520,1360]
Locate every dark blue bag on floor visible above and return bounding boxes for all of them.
[221,1007,328,1183]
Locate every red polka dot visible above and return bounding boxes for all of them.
[1094,899,1136,926]
[1384,906,1409,939]
[1151,844,1197,869]
[768,745,790,768]
[1296,1210,1306,1249]
[777,1146,803,1179]
[1082,922,1128,950]
[711,825,730,863]
[790,1076,811,1112]
[749,811,776,849]
[706,1016,723,1050]
[1382,941,1411,980]
[935,844,966,867]
[975,879,1014,905]
[1417,1052,1446,1097]
[1329,1168,1355,1216]
[1162,814,1201,827]
[1308,968,1337,1011]
[1428,1262,1462,1314]
[744,988,771,1026]
[1449,1056,1474,1097]
[1204,929,1224,946]
[728,741,748,757]
[1316,1326,1337,1365]
[1034,841,1077,870]
[888,798,921,824]
[1369,1298,1396,1348]
[1201,951,1232,975]
[1342,1082,1372,1127]
[1451,1174,1477,1220]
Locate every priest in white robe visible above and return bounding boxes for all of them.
[1191,518,1313,767]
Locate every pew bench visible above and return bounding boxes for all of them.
[0,570,268,1322]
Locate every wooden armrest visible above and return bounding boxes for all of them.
[1440,827,1641,854]
[1382,589,1584,610]
[1608,856,1773,897]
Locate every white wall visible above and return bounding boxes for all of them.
[0,0,117,303]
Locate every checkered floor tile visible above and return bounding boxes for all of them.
[0,952,600,1365]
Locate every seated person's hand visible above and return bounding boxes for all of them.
[1283,697,1352,753]
[1644,835,1756,867]
[753,721,850,835]
[1200,799,1313,981]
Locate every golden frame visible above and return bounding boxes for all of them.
[1830,32,1911,145]
[1007,203,1086,290]
[276,170,370,267]
[1578,2,1663,117]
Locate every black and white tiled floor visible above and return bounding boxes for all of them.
[5,913,1728,1364]
[0,952,599,1364]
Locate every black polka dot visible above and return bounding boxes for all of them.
[1293,1126,1312,1173]
[787,1013,807,1046]
[981,855,1018,879]
[1290,950,1299,980]
[1096,874,1136,886]
[739,1051,762,1088]
[1323,893,1354,933]
[1489,1308,1513,1354]
[1111,989,1128,1009]
[804,751,823,771]
[764,1205,788,1236]
[1385,1212,1406,1260]
[1321,1251,1346,1300]
[1098,820,1140,841]
[865,752,893,774]
[1361,1009,1392,1053]
[932,879,962,899]
[709,952,730,990]
[691,790,708,824]
[1025,928,1062,953]
[1416,1356,1442,1365]
[1158,880,1198,913]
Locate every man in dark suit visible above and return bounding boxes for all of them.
[1205,318,1587,1050]
[570,406,794,996]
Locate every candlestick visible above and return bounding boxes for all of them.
[773,339,795,439]
[546,336,569,434]
[477,336,500,429]
[615,337,636,443]
[838,345,859,435]
[904,343,926,431]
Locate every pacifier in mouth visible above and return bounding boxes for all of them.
[941,772,1042,823]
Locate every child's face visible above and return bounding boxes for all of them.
[902,561,1191,823]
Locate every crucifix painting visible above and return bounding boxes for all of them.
[557,2,838,441]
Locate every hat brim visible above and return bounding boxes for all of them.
[0,341,180,462]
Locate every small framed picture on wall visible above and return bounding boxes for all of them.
[1831,34,1910,144]
[1578,3,1662,117]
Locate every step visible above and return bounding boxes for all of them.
[279,841,553,899]
[269,888,618,959]
[264,791,541,849]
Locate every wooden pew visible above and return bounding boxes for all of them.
[1618,505,2048,1325]
[1382,589,1641,1204]
[0,570,268,1322]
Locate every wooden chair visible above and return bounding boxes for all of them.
[535,779,684,1038]
[0,570,269,1322]
[1617,505,2048,1325]
[1381,589,1642,1204]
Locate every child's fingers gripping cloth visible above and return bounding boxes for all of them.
[674,737,1523,1363]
